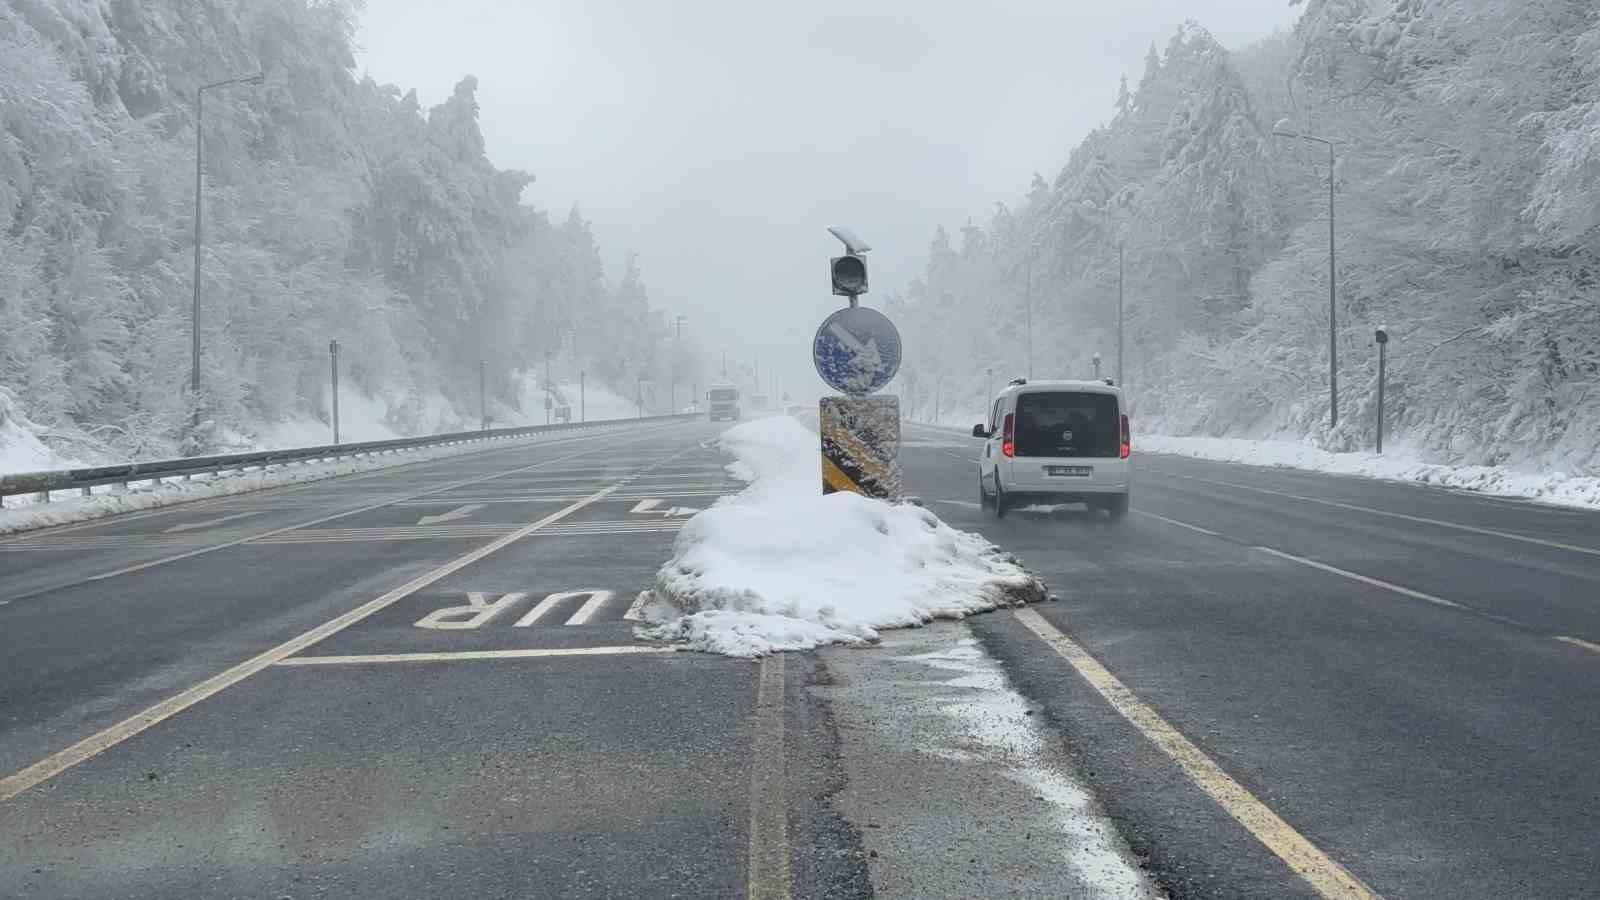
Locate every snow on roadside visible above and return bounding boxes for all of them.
[635,415,1045,657]
[1141,434,1600,510]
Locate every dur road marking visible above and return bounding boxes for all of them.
[0,472,639,803]
[275,645,672,666]
[1013,608,1380,900]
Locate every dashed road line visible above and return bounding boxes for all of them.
[1159,471,1600,559]
[274,645,673,666]
[1554,635,1600,655]
[1013,608,1379,900]
[1252,546,1463,610]
[1133,509,1220,536]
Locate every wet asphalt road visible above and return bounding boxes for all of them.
[902,421,1600,900]
[4,413,1598,899]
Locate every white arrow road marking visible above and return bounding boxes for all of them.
[415,503,486,526]
[162,511,261,533]
[629,498,700,517]
[827,322,867,353]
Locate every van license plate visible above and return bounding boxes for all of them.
[1045,466,1093,477]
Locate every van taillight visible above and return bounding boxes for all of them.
[1120,414,1131,459]
[1001,413,1015,458]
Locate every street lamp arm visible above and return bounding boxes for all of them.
[202,73,265,92]
[1272,130,1334,147]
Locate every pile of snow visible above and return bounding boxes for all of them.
[1142,434,1600,510]
[636,416,1045,657]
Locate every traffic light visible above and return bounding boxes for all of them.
[831,254,868,297]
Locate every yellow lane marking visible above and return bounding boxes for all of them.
[1253,546,1463,610]
[274,646,673,666]
[0,470,644,803]
[1162,471,1600,559]
[746,653,791,900]
[1013,608,1380,900]
[1133,509,1221,537]
[1554,636,1600,655]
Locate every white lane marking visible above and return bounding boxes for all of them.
[622,593,651,622]
[163,511,262,533]
[1013,608,1379,900]
[1254,546,1463,610]
[1133,510,1221,537]
[932,499,982,510]
[275,646,675,666]
[415,503,486,526]
[415,592,527,630]
[1165,471,1600,559]
[746,653,791,900]
[79,443,609,583]
[512,592,567,627]
[1554,635,1600,655]
[0,473,639,803]
[629,498,700,516]
[564,591,615,625]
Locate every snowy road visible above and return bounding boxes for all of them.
[902,421,1600,900]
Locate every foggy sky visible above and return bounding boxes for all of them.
[357,1,1300,398]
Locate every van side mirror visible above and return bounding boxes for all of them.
[971,424,989,439]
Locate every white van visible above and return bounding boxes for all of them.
[972,379,1130,519]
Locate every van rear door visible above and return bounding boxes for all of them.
[1009,390,1126,489]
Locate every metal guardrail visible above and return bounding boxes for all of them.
[0,414,698,507]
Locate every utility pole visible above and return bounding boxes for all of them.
[479,360,487,431]
[329,340,340,445]
[580,370,586,423]
[544,351,552,425]
[1117,242,1125,388]
[721,351,727,378]
[986,367,994,403]
[636,377,644,419]
[191,72,263,447]
[1273,123,1339,429]
[1375,328,1389,454]
[933,374,942,424]
[1025,254,1034,379]
[673,315,686,413]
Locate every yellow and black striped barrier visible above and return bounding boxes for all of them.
[820,396,901,499]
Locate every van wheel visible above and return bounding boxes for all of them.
[978,475,991,509]
[1106,494,1129,521]
[993,476,1008,519]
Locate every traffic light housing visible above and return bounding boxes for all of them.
[831,254,868,297]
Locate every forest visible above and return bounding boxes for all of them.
[888,0,1600,471]
[0,0,698,460]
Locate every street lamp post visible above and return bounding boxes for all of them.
[1273,121,1339,430]
[329,340,340,445]
[673,315,686,413]
[479,360,487,430]
[544,351,552,425]
[1117,242,1125,388]
[986,367,994,403]
[191,72,263,443]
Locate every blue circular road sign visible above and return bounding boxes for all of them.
[813,306,902,395]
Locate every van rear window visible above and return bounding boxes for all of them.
[1014,392,1119,458]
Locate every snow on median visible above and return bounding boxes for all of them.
[635,415,1045,657]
